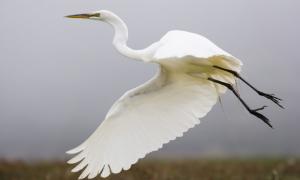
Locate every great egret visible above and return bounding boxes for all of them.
[65,10,283,179]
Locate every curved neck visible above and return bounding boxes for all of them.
[105,14,144,60]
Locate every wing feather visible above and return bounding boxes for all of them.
[67,67,220,178]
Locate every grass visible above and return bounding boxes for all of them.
[0,158,299,180]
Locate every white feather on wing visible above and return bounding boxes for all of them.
[67,67,220,179]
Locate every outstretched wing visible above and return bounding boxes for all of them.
[67,66,219,179]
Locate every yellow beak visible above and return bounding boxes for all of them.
[65,13,100,19]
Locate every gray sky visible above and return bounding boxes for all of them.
[0,0,299,160]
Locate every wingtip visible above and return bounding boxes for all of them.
[66,149,77,155]
[100,165,111,178]
[66,146,85,154]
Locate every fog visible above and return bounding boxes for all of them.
[0,0,299,160]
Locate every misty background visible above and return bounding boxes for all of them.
[0,0,299,160]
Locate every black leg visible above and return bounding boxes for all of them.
[213,65,284,109]
[208,77,273,128]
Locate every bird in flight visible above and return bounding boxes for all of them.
[65,10,283,179]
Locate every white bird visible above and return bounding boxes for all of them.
[65,10,283,179]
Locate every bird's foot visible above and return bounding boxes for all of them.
[258,91,284,108]
[249,106,273,128]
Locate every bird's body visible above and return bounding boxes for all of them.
[66,10,282,179]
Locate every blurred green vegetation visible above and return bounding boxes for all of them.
[0,158,299,180]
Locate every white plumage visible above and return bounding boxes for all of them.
[66,10,242,179]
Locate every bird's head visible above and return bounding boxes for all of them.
[65,10,115,22]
